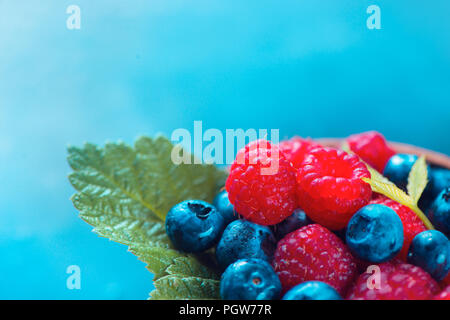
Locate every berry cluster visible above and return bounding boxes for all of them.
[165,132,450,300]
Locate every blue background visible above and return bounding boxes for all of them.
[0,1,449,299]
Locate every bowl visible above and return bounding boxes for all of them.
[316,138,450,170]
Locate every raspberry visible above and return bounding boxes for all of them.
[370,195,427,261]
[279,137,322,169]
[296,147,372,230]
[347,260,440,300]
[225,140,297,225]
[347,131,395,172]
[441,272,450,287]
[434,285,450,300]
[273,224,358,295]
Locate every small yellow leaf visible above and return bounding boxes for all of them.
[341,142,351,153]
[342,141,434,230]
[366,166,394,185]
[362,178,414,208]
[362,177,435,230]
[407,156,428,205]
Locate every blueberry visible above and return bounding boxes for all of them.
[165,200,225,253]
[346,204,404,263]
[427,188,450,237]
[420,168,450,212]
[213,190,238,224]
[430,168,450,195]
[216,219,277,269]
[272,208,311,240]
[282,281,342,300]
[383,154,418,191]
[220,258,281,300]
[407,230,450,281]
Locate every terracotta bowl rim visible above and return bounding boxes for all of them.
[316,138,450,170]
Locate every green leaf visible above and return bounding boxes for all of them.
[67,135,227,299]
[150,275,220,300]
[407,156,428,205]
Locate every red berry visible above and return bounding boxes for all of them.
[279,137,322,169]
[347,260,440,300]
[434,285,450,300]
[441,272,450,287]
[273,224,358,295]
[225,140,298,225]
[296,147,372,230]
[370,195,427,261]
[347,131,395,172]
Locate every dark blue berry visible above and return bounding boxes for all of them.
[215,219,277,269]
[282,281,342,300]
[427,188,450,237]
[220,258,281,300]
[420,169,450,213]
[272,208,311,240]
[213,190,238,224]
[407,230,450,281]
[165,200,225,253]
[383,154,418,191]
[346,204,404,263]
[430,168,450,196]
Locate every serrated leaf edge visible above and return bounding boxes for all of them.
[67,136,225,299]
